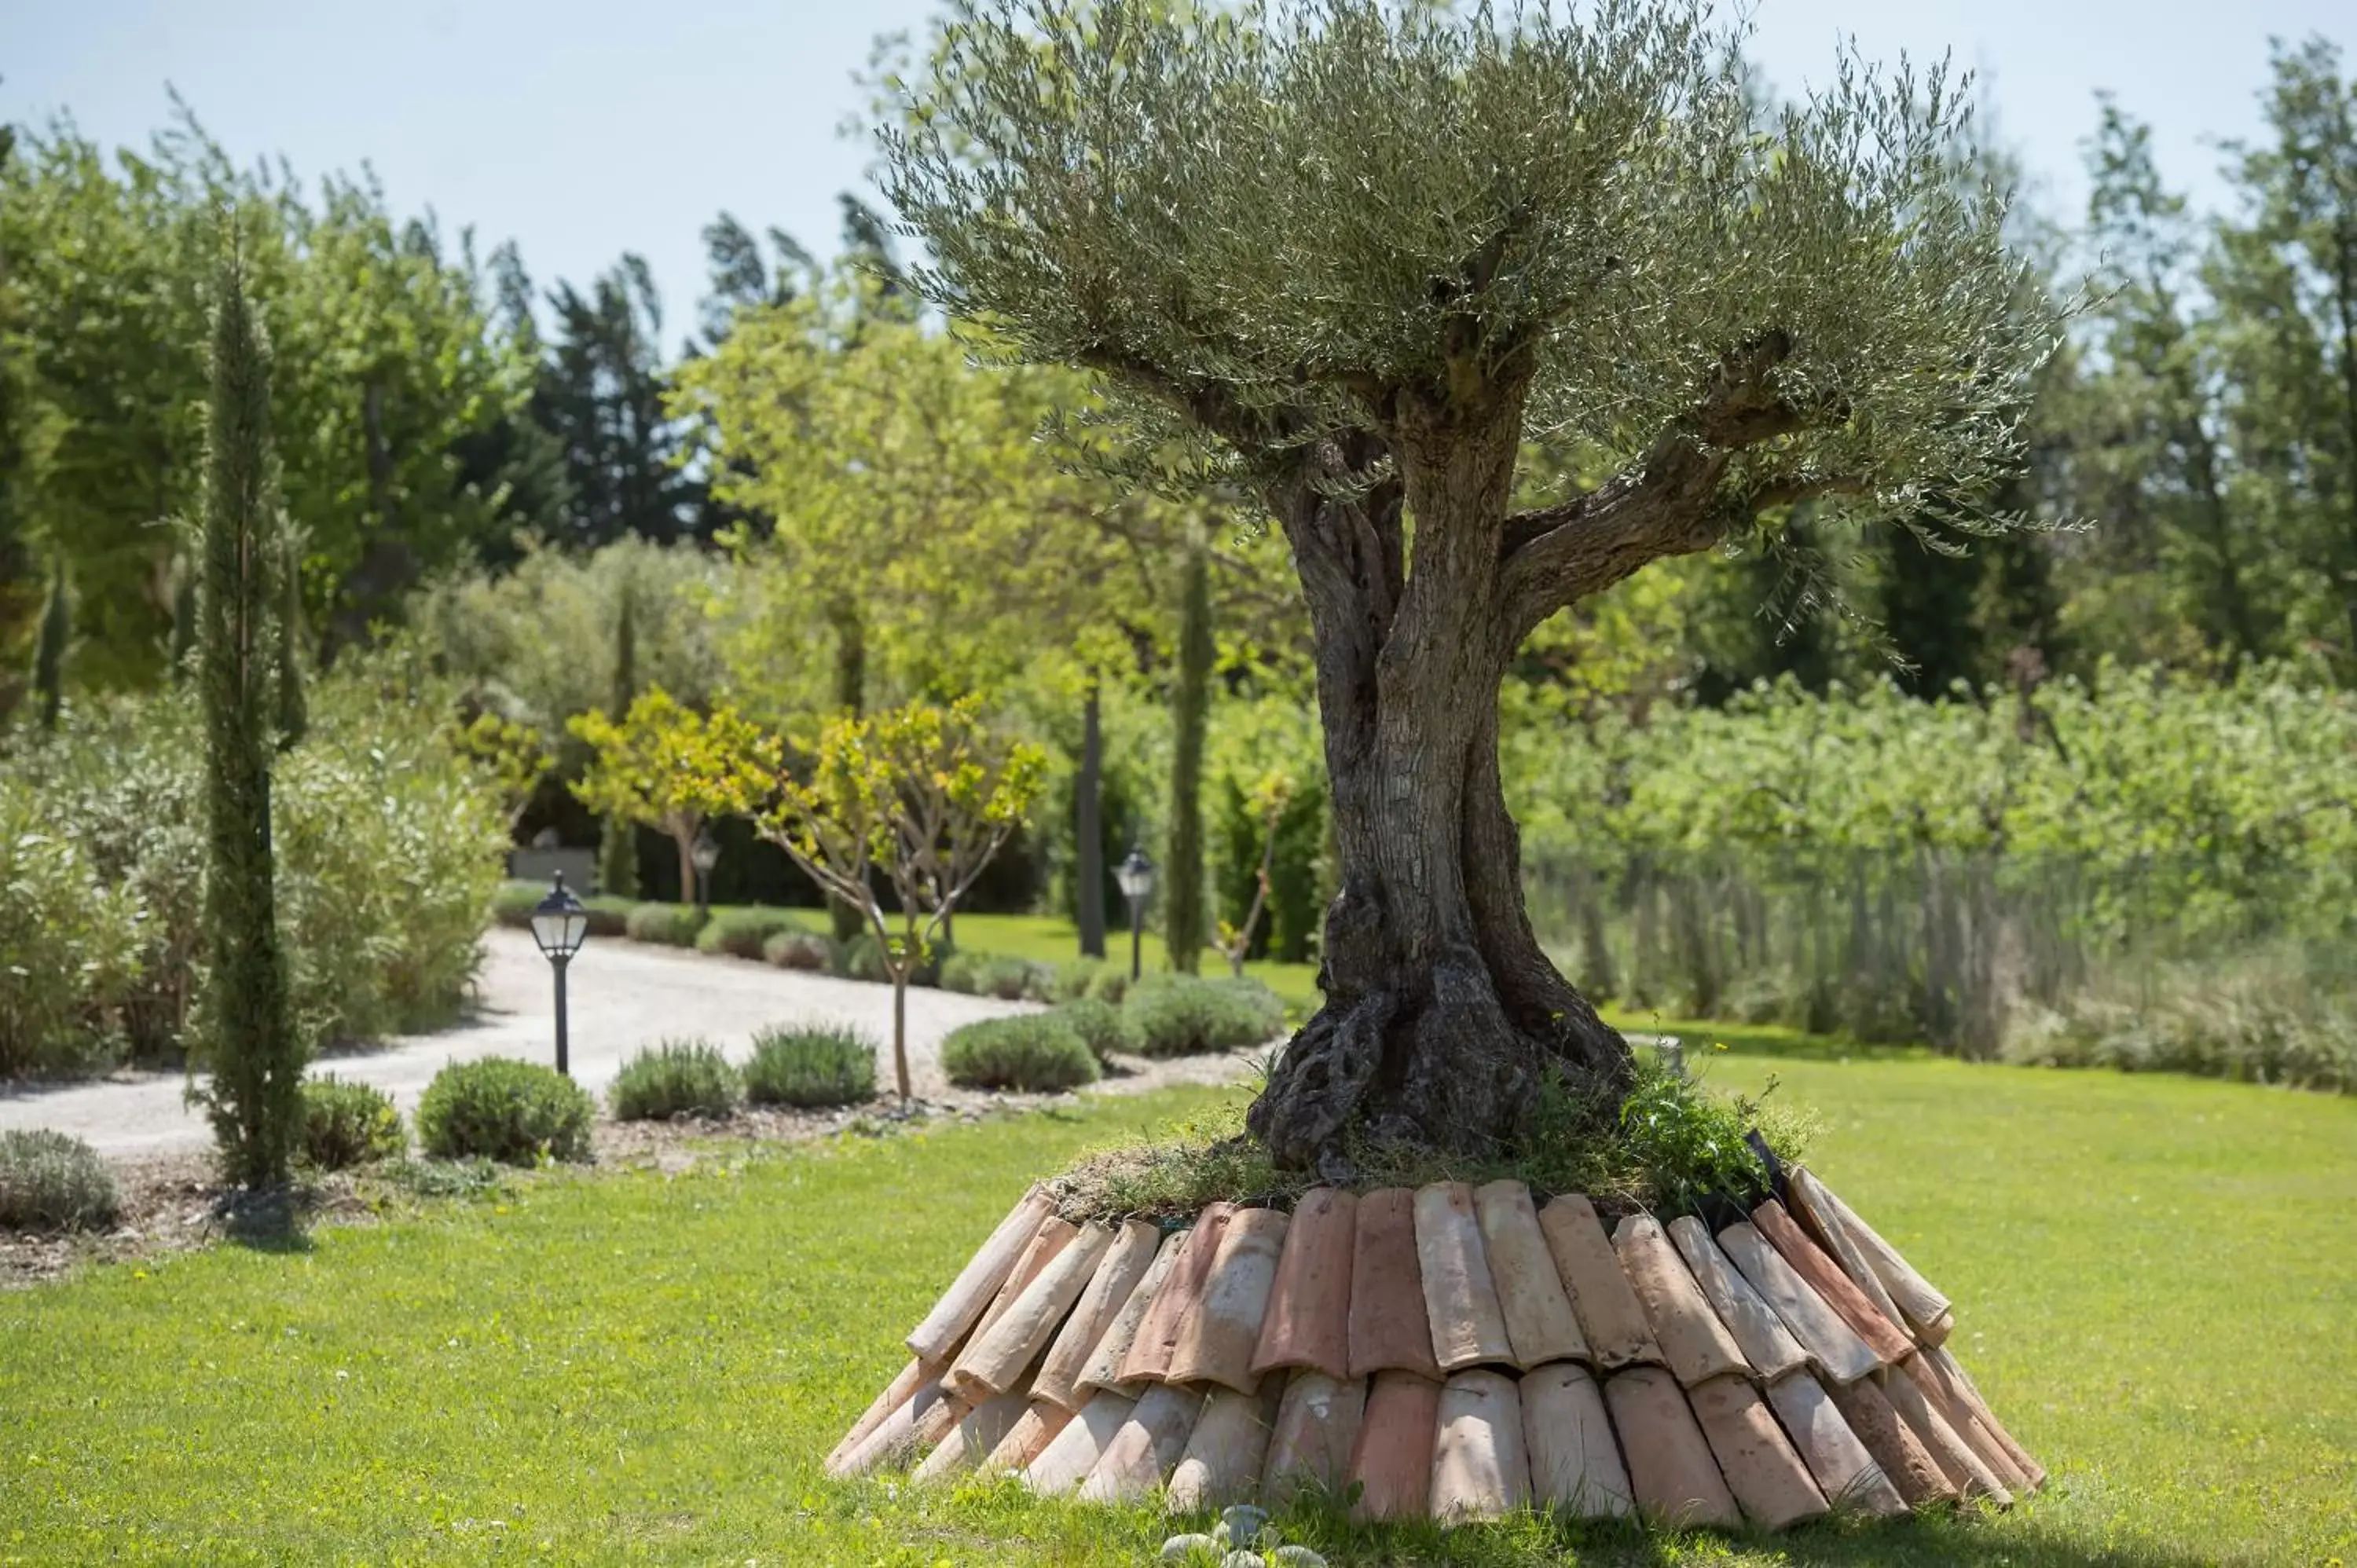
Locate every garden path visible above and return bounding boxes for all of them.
[0,928,1044,1156]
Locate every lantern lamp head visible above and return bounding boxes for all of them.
[1115,845,1156,905]
[691,828,720,877]
[530,871,590,964]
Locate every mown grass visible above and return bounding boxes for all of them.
[7,1050,2347,1565]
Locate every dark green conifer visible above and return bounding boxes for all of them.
[597,581,640,898]
[196,236,302,1189]
[1164,524,1212,975]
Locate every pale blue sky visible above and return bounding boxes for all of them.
[7,0,2351,343]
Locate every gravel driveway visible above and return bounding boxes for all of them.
[0,928,1039,1157]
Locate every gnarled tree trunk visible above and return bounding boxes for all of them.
[1245,406,1632,1176]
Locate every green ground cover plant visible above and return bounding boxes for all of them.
[608,1040,742,1121]
[0,1061,2348,1563]
[940,1014,1099,1093]
[0,1128,120,1231]
[742,1023,877,1108]
[296,1075,406,1170]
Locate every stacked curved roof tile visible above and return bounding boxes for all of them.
[827,1167,2040,1530]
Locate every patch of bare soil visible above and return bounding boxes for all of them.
[1,1046,1259,1288]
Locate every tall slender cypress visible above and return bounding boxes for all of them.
[596,581,639,898]
[274,528,307,749]
[197,238,302,1189]
[31,560,67,731]
[1164,523,1212,974]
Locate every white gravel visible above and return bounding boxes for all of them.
[0,927,1042,1156]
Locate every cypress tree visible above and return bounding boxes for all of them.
[1164,524,1212,975]
[32,560,67,731]
[597,581,640,898]
[196,238,302,1189]
[274,528,307,749]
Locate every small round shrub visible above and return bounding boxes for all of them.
[980,956,1045,1001]
[1050,958,1106,1002]
[0,1129,120,1232]
[940,1015,1101,1093]
[695,907,808,961]
[1085,965,1134,1005]
[1123,976,1285,1057]
[609,1039,742,1120]
[625,901,709,946]
[938,951,991,994]
[298,1075,406,1170]
[1054,996,1133,1062]
[762,929,837,972]
[838,932,951,987]
[744,1022,878,1108]
[416,1057,596,1164]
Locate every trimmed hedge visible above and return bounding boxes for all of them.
[695,907,808,961]
[416,1057,595,1164]
[1049,958,1106,1002]
[1124,976,1286,1057]
[744,1022,878,1108]
[625,902,709,946]
[940,1015,1100,1093]
[0,1129,120,1232]
[943,951,1047,1001]
[609,1039,742,1120]
[762,929,837,972]
[298,1075,406,1169]
[1055,997,1133,1062]
[495,881,635,939]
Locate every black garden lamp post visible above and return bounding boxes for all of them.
[691,827,720,911]
[529,871,590,1076]
[1115,845,1156,982]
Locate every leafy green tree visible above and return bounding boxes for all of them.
[193,235,302,1189]
[568,687,770,907]
[1164,525,1212,973]
[721,697,1043,1101]
[0,109,530,684]
[2078,101,2277,666]
[2209,38,2357,673]
[886,0,2053,1167]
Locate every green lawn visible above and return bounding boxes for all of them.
[9,1054,2348,1566]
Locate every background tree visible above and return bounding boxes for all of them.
[1164,523,1212,973]
[568,687,768,907]
[194,235,302,1189]
[886,0,2053,1169]
[726,697,1043,1101]
[597,583,640,898]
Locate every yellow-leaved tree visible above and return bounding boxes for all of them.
[568,687,775,905]
[711,696,1043,1103]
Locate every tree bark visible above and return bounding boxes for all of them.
[1244,409,1633,1176]
[1076,681,1107,958]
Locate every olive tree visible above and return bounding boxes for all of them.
[883,0,2053,1172]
